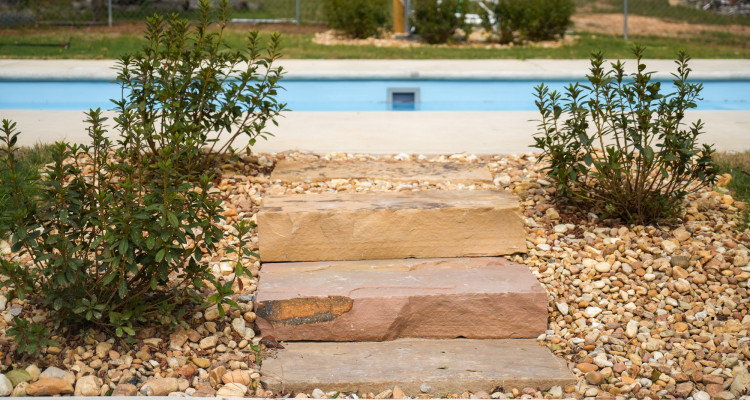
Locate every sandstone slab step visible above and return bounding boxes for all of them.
[257,190,525,262]
[271,159,493,184]
[260,339,575,395]
[254,257,547,341]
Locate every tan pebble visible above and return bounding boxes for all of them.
[221,370,251,386]
[26,378,74,396]
[192,357,210,369]
[209,366,227,388]
[393,385,406,399]
[112,383,138,396]
[576,363,599,373]
[674,278,691,293]
[216,382,248,397]
[716,173,732,187]
[585,371,604,385]
[672,264,690,278]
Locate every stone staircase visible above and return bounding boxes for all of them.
[254,159,575,396]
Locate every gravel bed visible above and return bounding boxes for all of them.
[0,151,748,399]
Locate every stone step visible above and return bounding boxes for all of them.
[254,257,547,341]
[271,159,493,184]
[257,190,526,262]
[260,339,576,396]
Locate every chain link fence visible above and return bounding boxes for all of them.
[0,0,327,27]
[1,0,748,38]
[574,0,750,38]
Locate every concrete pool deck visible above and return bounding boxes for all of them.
[2,59,750,154]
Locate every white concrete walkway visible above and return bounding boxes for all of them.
[2,59,749,154]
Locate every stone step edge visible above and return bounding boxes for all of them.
[270,159,494,184]
[260,339,576,396]
[257,189,526,262]
[254,257,548,342]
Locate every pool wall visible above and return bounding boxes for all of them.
[2,59,750,154]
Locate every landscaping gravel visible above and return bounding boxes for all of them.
[0,151,748,399]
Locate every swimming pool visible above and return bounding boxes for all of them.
[1,79,749,111]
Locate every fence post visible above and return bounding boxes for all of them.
[404,0,411,33]
[108,0,112,27]
[296,0,301,24]
[623,0,628,39]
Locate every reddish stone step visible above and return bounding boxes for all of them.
[257,190,526,262]
[254,257,547,342]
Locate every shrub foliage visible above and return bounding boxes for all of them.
[410,0,465,44]
[481,0,574,43]
[324,0,390,39]
[0,0,283,346]
[532,45,718,224]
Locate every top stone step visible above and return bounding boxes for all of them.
[270,159,493,184]
[257,189,526,262]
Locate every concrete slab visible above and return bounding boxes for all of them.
[270,159,493,183]
[2,58,749,80]
[255,257,548,341]
[257,190,526,262]
[260,339,576,395]
[3,109,749,155]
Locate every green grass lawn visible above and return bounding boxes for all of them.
[2,0,749,59]
[1,28,749,59]
[714,151,750,230]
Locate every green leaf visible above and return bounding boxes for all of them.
[102,273,117,285]
[6,369,31,387]
[118,239,128,254]
[118,279,127,299]
[167,211,179,227]
[155,248,166,262]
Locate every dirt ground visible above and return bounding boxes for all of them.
[572,12,750,37]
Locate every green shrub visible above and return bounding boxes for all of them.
[411,0,463,44]
[6,316,57,358]
[481,0,526,44]
[481,0,574,43]
[0,0,282,348]
[522,0,575,41]
[0,143,53,239]
[532,45,718,224]
[324,0,390,39]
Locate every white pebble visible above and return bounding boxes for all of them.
[595,262,611,273]
[584,306,602,318]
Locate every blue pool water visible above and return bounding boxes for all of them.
[1,79,748,111]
